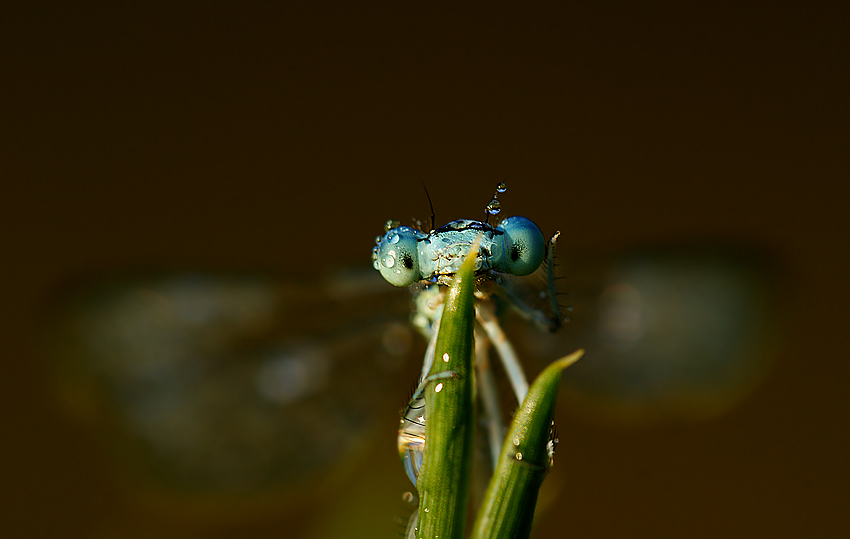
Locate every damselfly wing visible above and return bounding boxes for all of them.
[43,203,780,517]
[44,270,423,505]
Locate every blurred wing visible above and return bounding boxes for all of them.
[43,269,421,505]
[509,243,782,425]
[41,242,784,517]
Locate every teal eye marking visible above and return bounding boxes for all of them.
[372,226,424,287]
[492,216,546,277]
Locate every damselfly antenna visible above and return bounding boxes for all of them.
[422,183,436,232]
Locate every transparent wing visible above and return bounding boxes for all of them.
[43,242,782,510]
[44,270,422,503]
[507,242,782,425]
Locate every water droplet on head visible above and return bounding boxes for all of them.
[382,254,396,268]
[442,352,450,362]
[389,233,400,244]
[485,199,502,216]
[496,182,507,193]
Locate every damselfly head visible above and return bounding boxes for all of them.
[373,216,547,288]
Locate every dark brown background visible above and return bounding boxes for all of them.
[2,3,847,538]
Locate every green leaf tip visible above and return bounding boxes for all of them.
[552,348,585,371]
[471,348,584,539]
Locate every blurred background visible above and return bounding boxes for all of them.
[2,3,847,538]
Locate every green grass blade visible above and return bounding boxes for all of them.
[471,349,585,539]
[414,242,479,539]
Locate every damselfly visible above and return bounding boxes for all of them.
[373,207,563,472]
[372,200,573,538]
[43,185,779,524]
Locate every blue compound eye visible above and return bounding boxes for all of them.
[372,226,423,286]
[493,216,546,276]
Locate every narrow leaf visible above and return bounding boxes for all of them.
[471,349,585,539]
[414,241,479,538]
